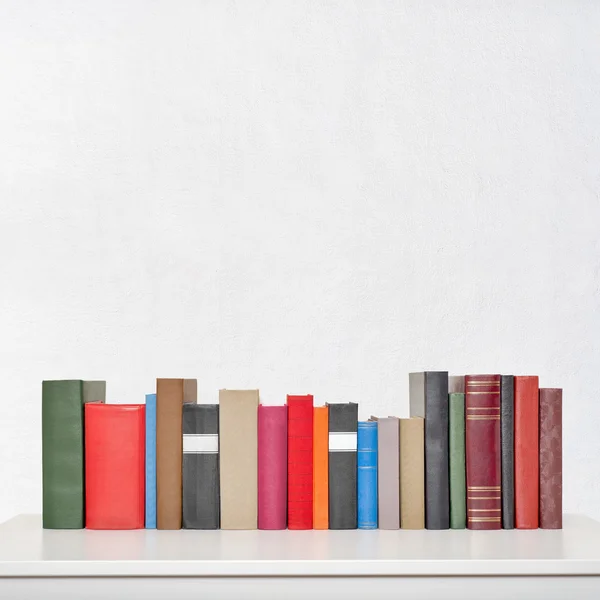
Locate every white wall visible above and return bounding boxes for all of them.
[0,0,599,524]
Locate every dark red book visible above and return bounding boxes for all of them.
[287,394,313,529]
[514,376,539,529]
[539,388,562,529]
[465,374,501,530]
[85,404,145,529]
[258,405,288,530]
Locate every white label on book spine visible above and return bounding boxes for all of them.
[328,432,358,452]
[183,434,219,453]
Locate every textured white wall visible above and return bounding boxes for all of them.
[0,1,599,524]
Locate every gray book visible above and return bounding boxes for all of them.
[373,416,400,530]
[410,371,450,530]
[182,404,220,529]
[328,403,358,530]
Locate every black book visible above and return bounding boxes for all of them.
[409,371,449,530]
[500,375,515,529]
[182,404,220,529]
[327,402,358,529]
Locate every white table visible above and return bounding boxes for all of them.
[1,514,600,598]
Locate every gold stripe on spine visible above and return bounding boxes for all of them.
[468,518,501,522]
[468,509,501,512]
[467,382,500,386]
[466,391,500,395]
[468,496,501,500]
[467,416,500,420]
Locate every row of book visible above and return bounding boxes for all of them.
[41,372,563,531]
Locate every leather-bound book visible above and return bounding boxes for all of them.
[409,371,449,529]
[219,389,259,529]
[258,405,287,530]
[449,392,466,529]
[287,395,314,530]
[313,405,329,530]
[85,404,145,529]
[357,421,378,529]
[156,378,197,530]
[514,376,539,529]
[328,402,358,529]
[145,393,157,528]
[465,374,501,530]
[539,388,562,529]
[42,380,105,529]
[375,416,400,530]
[399,417,425,529]
[182,404,220,529]
[500,375,515,529]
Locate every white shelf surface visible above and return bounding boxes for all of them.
[1,513,599,578]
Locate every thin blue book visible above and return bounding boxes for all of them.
[357,420,378,529]
[145,393,157,529]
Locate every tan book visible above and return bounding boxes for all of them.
[219,389,259,529]
[156,378,197,530]
[399,417,425,529]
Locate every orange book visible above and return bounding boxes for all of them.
[313,406,329,529]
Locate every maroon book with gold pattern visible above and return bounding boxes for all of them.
[539,388,562,529]
[465,375,501,530]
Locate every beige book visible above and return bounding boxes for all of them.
[399,417,425,529]
[219,389,259,529]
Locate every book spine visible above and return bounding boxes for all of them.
[399,417,425,529]
[328,403,358,529]
[448,376,465,394]
[465,374,501,530]
[287,395,314,530]
[156,379,185,530]
[514,376,540,529]
[539,388,562,529]
[357,421,378,529]
[219,390,259,529]
[42,380,85,529]
[85,404,145,529]
[500,375,515,529]
[258,405,287,530]
[377,417,400,530]
[410,371,450,529]
[182,404,220,529]
[449,393,466,529]
[145,393,157,529]
[313,406,329,530]
[83,381,106,404]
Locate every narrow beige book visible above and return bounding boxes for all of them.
[399,417,425,529]
[219,389,259,529]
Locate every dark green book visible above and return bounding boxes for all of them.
[449,392,466,529]
[42,380,106,529]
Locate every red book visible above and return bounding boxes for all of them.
[465,374,501,530]
[514,376,539,529]
[258,405,288,530]
[287,394,313,529]
[85,404,145,529]
[539,388,562,529]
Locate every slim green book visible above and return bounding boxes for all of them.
[42,380,106,529]
[449,392,466,529]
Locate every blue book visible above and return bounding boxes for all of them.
[357,420,378,529]
[145,393,157,529]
